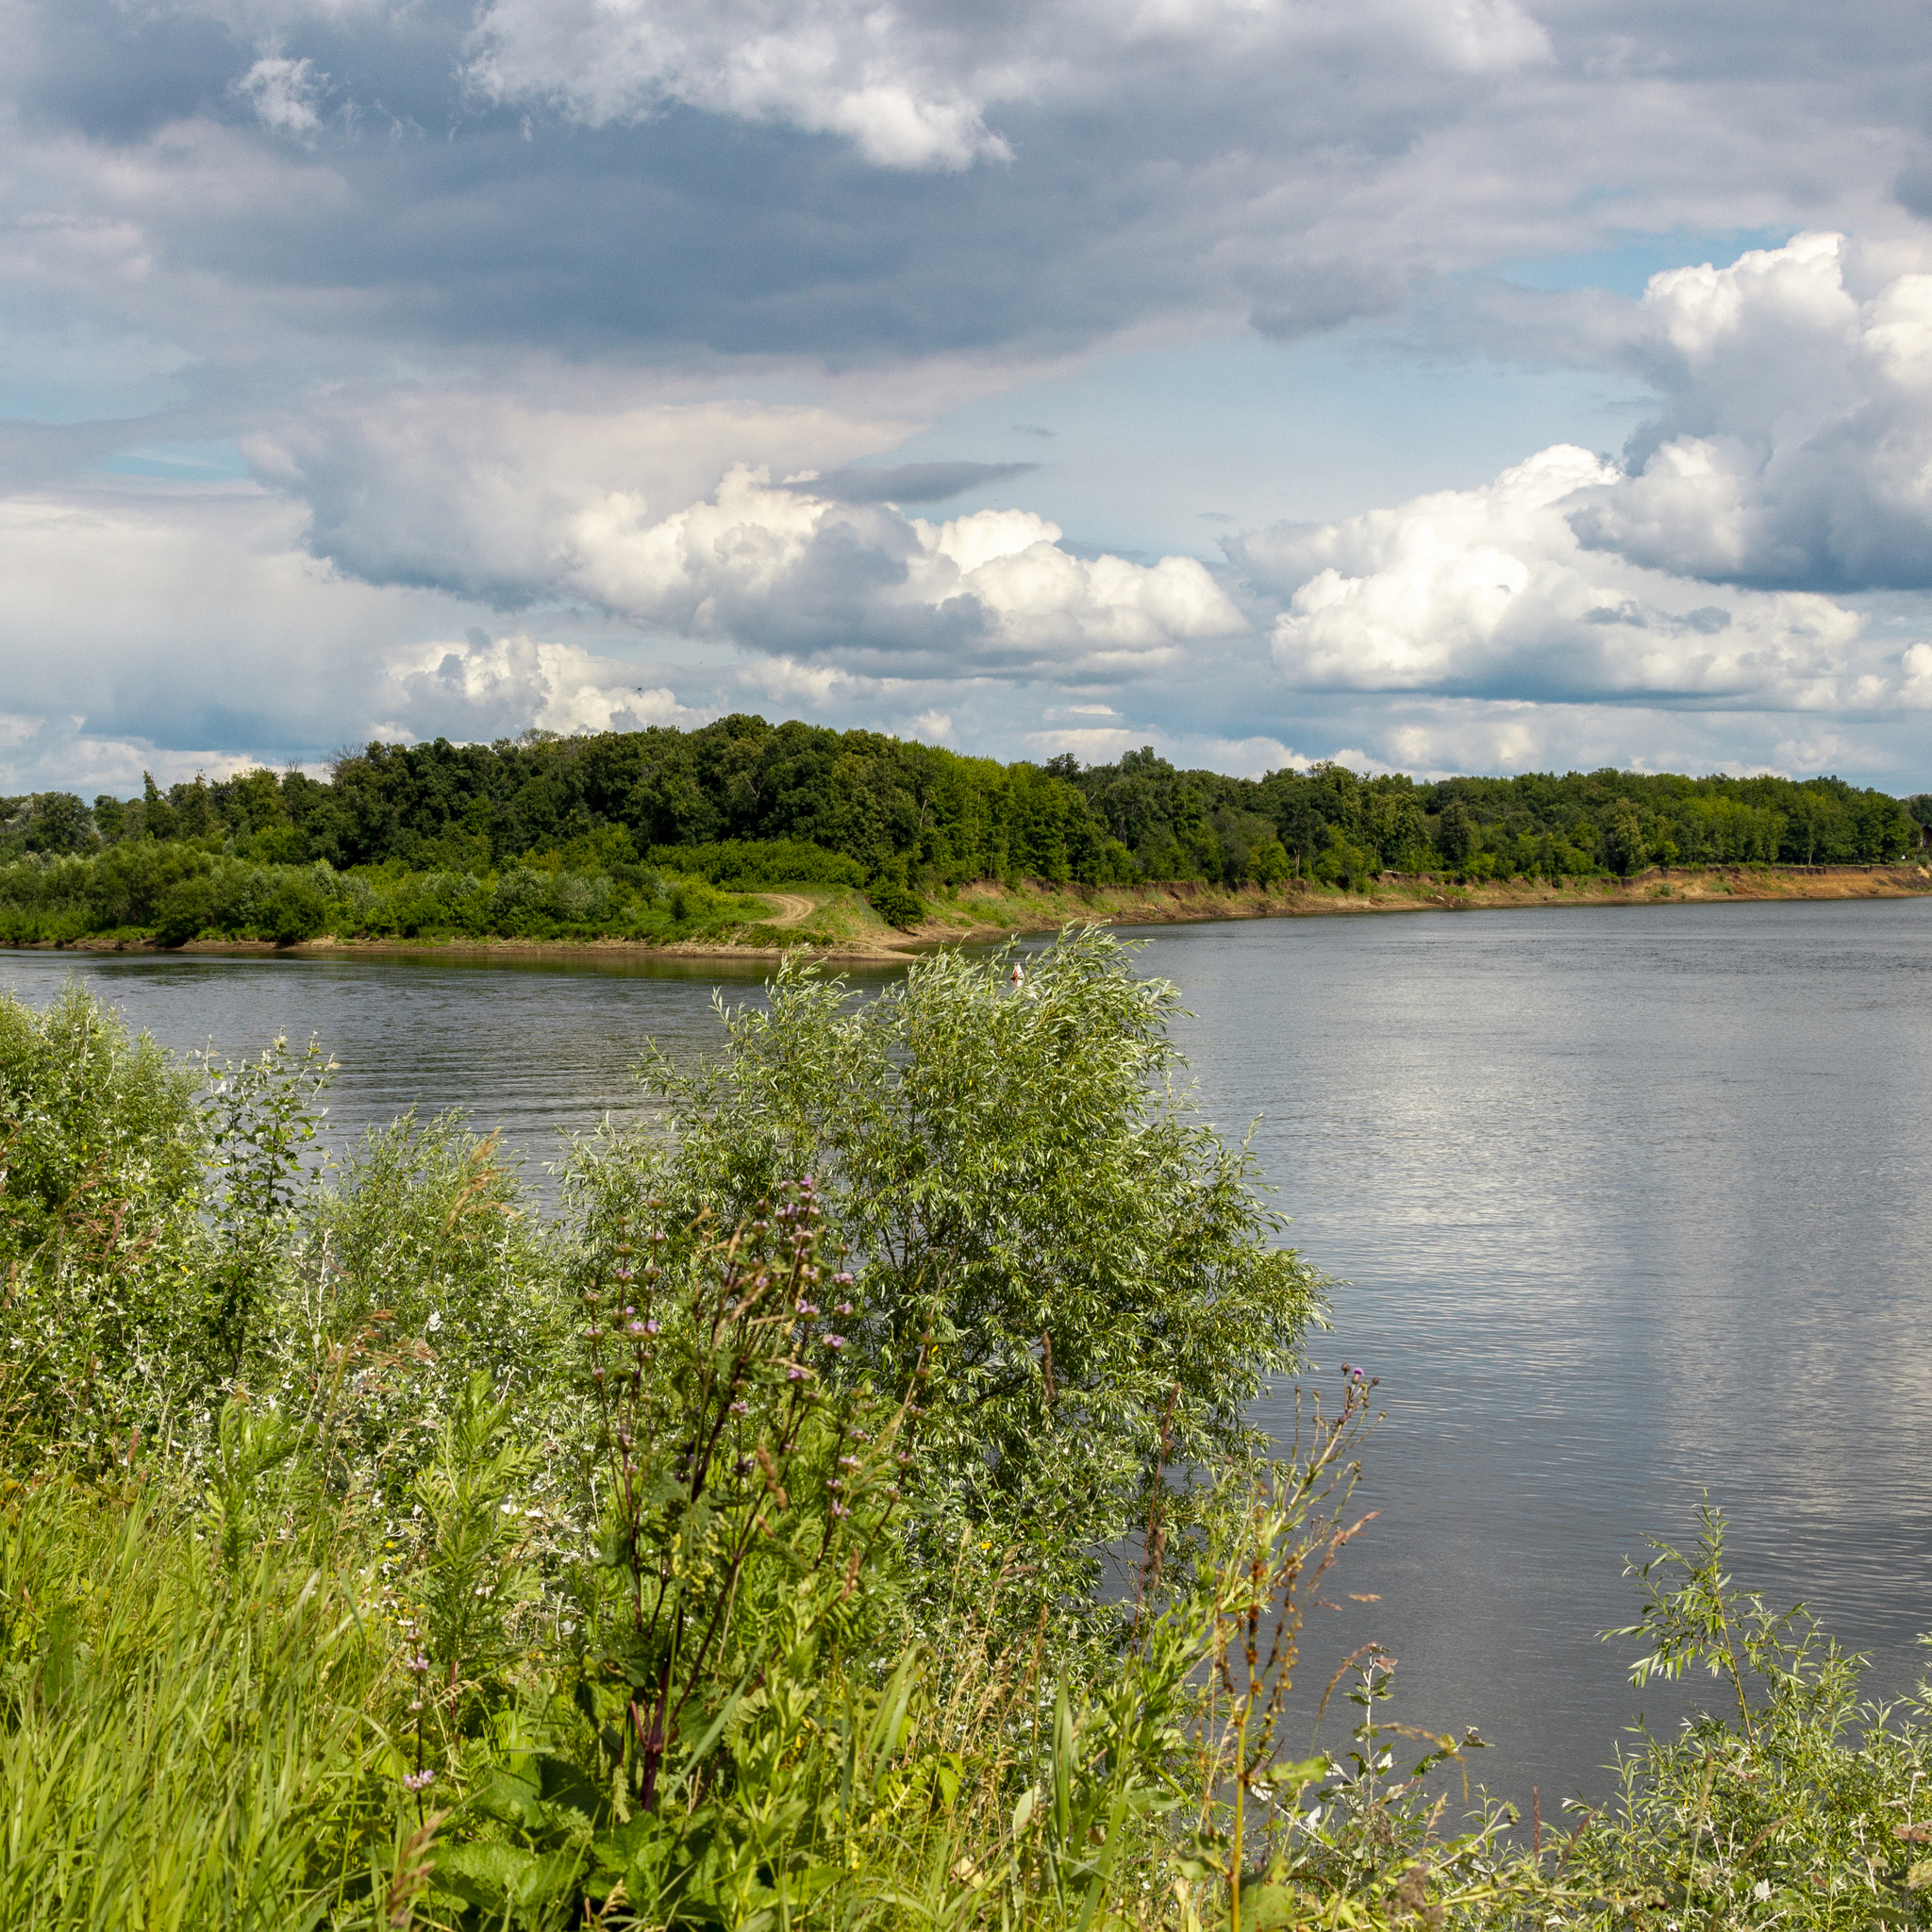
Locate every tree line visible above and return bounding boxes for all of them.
[2,716,1926,894]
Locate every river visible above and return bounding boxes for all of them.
[5,894,1929,1809]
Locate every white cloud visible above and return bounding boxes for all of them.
[1239,442,1906,710]
[245,391,915,605]
[909,503,1242,662]
[257,391,1247,675]
[465,0,1548,171]
[1565,233,1932,591]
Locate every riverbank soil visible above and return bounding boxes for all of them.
[19,862,1932,962]
[894,860,1932,946]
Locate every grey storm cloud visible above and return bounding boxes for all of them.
[11,0,1930,385]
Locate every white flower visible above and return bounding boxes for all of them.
[1753,1880,1773,1902]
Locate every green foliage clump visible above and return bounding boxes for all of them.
[0,984,209,1457]
[0,846,767,947]
[567,932,1324,1634]
[866,875,926,928]
[645,838,870,888]
[1065,746,1924,885]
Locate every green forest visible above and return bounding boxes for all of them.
[0,715,1926,944]
[6,941,1929,1929]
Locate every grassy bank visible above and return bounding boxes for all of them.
[5,941,1931,1928]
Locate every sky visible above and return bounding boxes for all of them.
[6,0,1932,796]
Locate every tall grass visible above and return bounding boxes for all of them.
[0,1471,395,1929]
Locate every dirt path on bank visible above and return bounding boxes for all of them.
[756,892,816,926]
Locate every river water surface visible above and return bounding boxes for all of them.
[6,896,1930,1808]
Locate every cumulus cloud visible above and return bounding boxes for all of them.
[1236,442,1907,711]
[244,391,915,608]
[559,469,1243,672]
[465,0,1550,172]
[1564,233,1932,591]
[255,394,1244,675]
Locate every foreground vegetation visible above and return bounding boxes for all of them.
[1,718,1926,948]
[5,936,1932,1927]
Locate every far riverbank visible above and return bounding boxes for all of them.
[11,858,1929,962]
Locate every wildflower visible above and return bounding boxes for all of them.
[729,1401,748,1415]
[832,1272,854,1287]
[403,1769,435,1792]
[830,1501,848,1517]
[627,1321,646,1337]
[1753,1881,1772,1903]
[788,1366,807,1380]
[824,1334,846,1350]
[796,1300,819,1316]
[644,1319,659,1335]
[836,1302,854,1316]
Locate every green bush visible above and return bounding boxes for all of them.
[156,874,217,945]
[866,876,925,927]
[565,930,1325,1634]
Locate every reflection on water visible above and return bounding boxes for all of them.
[1100,898,1932,1805]
[6,898,1930,1805]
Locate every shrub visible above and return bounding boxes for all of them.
[564,928,1325,1634]
[866,876,925,928]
